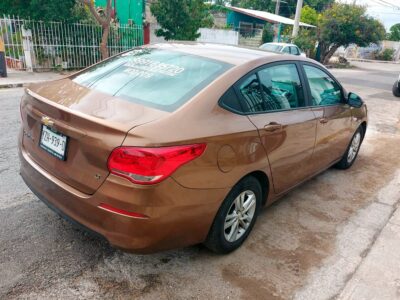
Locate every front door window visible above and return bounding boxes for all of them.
[303,65,342,106]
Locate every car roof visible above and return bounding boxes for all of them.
[146,42,279,66]
[262,42,297,47]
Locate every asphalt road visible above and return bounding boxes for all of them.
[332,61,399,101]
[0,62,399,299]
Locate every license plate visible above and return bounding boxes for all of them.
[39,125,68,160]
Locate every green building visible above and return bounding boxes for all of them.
[95,0,145,26]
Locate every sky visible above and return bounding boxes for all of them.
[339,0,400,30]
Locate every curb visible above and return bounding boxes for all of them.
[0,83,25,89]
[0,81,46,89]
[348,58,400,64]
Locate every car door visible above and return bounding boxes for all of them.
[236,62,317,194]
[301,63,353,169]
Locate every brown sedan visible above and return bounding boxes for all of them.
[19,43,367,254]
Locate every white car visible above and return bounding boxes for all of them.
[260,42,306,57]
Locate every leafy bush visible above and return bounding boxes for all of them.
[375,48,395,61]
[261,24,274,44]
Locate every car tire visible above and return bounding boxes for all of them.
[204,176,262,254]
[393,81,400,97]
[335,126,364,170]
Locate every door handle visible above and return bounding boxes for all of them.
[319,118,329,124]
[264,122,282,132]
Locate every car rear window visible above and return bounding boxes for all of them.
[72,48,232,112]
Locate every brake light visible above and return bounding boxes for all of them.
[107,144,206,185]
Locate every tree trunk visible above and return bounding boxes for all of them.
[100,24,110,60]
[81,0,112,60]
[322,44,340,65]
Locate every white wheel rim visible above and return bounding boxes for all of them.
[224,190,256,243]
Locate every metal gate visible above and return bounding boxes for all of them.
[0,15,143,71]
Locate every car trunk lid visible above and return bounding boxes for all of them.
[21,78,168,194]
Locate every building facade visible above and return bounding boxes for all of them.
[95,0,145,25]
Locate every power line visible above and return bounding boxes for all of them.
[370,0,394,8]
[376,0,400,9]
[370,11,400,14]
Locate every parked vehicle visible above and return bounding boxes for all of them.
[393,74,400,97]
[19,43,367,254]
[260,42,306,57]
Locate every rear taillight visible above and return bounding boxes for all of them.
[107,144,206,185]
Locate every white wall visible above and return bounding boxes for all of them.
[149,27,239,46]
[197,28,239,46]
[382,40,400,61]
[149,24,166,44]
[341,41,400,61]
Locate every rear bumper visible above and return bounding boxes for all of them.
[19,144,228,253]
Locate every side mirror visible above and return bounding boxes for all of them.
[347,92,363,108]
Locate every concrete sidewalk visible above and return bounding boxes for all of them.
[338,202,400,300]
[0,69,67,88]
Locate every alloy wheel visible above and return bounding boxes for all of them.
[224,190,257,243]
[347,132,361,163]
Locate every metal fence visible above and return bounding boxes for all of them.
[0,15,143,71]
[237,28,263,48]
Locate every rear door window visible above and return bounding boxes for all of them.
[231,63,306,114]
[73,49,231,112]
[238,74,264,113]
[257,63,305,111]
[219,87,243,113]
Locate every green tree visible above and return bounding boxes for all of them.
[388,23,400,41]
[301,5,318,26]
[293,29,317,57]
[304,0,334,12]
[318,4,386,64]
[234,0,273,12]
[0,0,88,22]
[151,0,213,41]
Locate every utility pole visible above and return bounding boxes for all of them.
[274,0,281,42]
[292,0,303,38]
[274,0,281,15]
